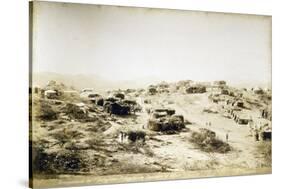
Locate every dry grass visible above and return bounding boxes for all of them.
[50,129,84,147]
[184,158,219,171]
[257,141,272,167]
[102,162,162,176]
[85,134,105,149]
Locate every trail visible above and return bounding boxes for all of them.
[137,92,264,170]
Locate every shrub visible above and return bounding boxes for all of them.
[32,146,56,174]
[85,134,104,148]
[257,141,272,167]
[62,103,88,120]
[60,93,81,103]
[52,150,89,173]
[127,130,146,142]
[35,102,57,121]
[189,129,231,153]
[50,129,84,147]
[32,145,89,174]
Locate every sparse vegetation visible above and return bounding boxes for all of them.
[203,107,218,114]
[257,141,272,167]
[32,144,90,174]
[34,101,57,121]
[184,158,219,171]
[85,134,105,149]
[50,129,84,147]
[189,129,231,153]
[62,103,88,120]
[127,130,146,142]
[60,92,81,103]
[31,78,271,185]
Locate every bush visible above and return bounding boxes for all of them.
[35,101,57,121]
[50,129,84,147]
[52,150,89,173]
[257,141,272,167]
[60,92,81,103]
[62,103,88,120]
[189,129,231,153]
[127,130,146,142]
[32,146,56,174]
[85,134,104,148]
[32,145,89,174]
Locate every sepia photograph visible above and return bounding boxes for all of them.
[29,1,272,188]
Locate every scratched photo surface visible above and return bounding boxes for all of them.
[29,1,272,188]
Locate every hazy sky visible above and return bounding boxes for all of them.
[32,1,271,86]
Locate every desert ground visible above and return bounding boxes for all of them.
[30,79,272,188]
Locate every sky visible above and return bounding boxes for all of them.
[32,1,271,86]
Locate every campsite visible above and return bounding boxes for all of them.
[30,78,272,186]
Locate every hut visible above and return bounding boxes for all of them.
[186,85,206,94]
[113,92,125,100]
[81,88,94,93]
[44,90,57,99]
[88,93,102,103]
[253,87,264,94]
[213,80,227,88]
[104,102,130,115]
[233,111,251,125]
[221,89,229,95]
[148,86,157,95]
[147,108,185,133]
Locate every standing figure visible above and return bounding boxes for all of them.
[226,133,229,142]
[119,132,124,143]
[255,131,259,141]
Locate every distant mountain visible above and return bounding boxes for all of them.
[228,80,271,89]
[32,72,271,92]
[32,72,152,92]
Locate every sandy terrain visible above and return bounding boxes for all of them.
[30,82,271,188]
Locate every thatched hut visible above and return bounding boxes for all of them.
[104,102,130,115]
[186,85,206,94]
[147,114,185,132]
[44,90,57,99]
[148,87,157,95]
